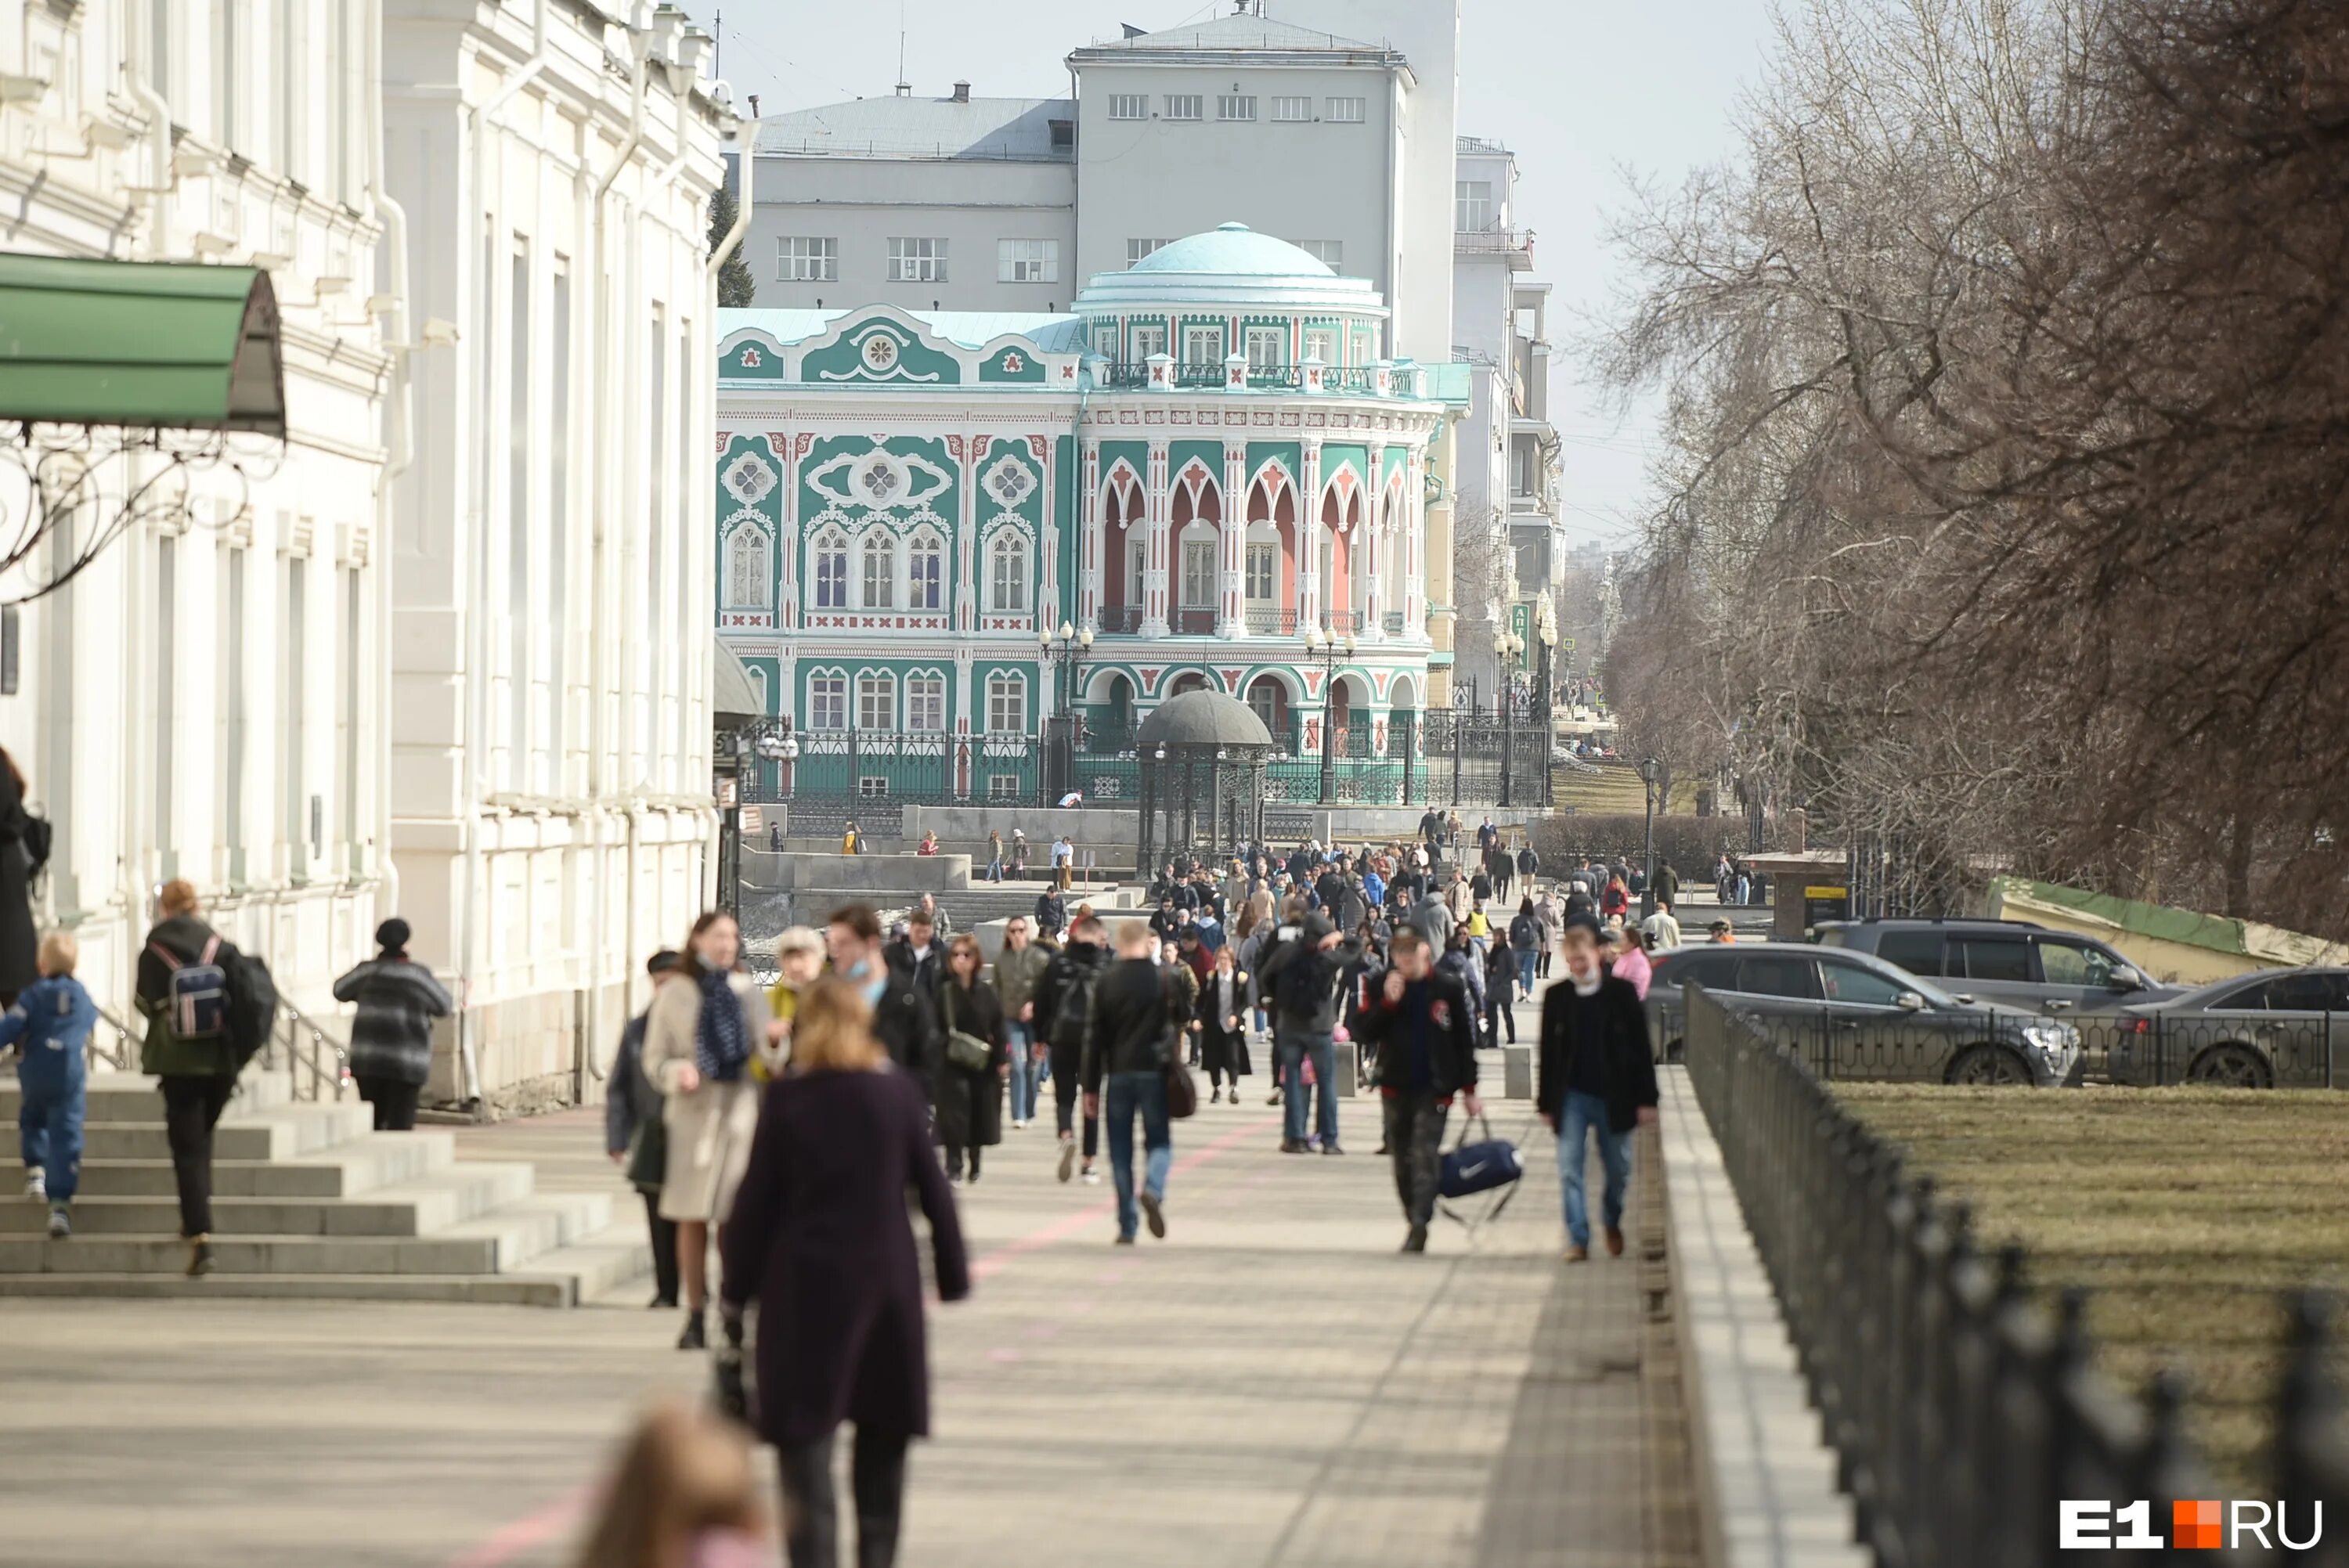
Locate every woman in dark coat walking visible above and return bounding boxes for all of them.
[933,934,1006,1183]
[721,978,968,1568]
[0,748,42,1004]
[332,919,454,1130]
[1193,944,1253,1103]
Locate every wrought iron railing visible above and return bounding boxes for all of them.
[1244,607,1297,636]
[1172,607,1218,635]
[1099,607,1145,634]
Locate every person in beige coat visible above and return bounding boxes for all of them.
[643,909,775,1351]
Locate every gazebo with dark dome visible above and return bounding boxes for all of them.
[1135,690,1275,875]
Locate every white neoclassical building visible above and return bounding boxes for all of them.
[0,2,394,1030]
[383,0,734,1105]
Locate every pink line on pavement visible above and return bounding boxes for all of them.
[443,1482,594,1568]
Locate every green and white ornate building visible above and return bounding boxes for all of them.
[714,224,1468,809]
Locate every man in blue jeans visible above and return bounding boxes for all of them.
[1259,912,1363,1155]
[1535,914,1659,1261]
[990,916,1052,1128]
[1083,921,1179,1242]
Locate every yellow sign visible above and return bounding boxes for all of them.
[1804,885,1849,899]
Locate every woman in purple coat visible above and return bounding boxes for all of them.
[721,977,969,1568]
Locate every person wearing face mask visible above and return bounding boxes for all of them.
[1537,915,1658,1264]
[643,910,776,1349]
[825,904,939,1100]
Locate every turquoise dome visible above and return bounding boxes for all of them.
[1131,223,1335,279]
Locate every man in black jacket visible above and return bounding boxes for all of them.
[1034,887,1069,940]
[1537,914,1659,1262]
[827,903,940,1099]
[1034,917,1110,1184]
[1355,929,1483,1252]
[1082,921,1178,1243]
[1258,912,1364,1155]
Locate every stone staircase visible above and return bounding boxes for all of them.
[0,1072,651,1307]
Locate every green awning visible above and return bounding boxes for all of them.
[0,254,285,436]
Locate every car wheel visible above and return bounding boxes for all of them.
[1947,1044,2033,1086]
[2187,1043,2271,1088]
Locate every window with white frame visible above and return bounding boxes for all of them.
[987,673,1027,733]
[1297,240,1343,269]
[1133,323,1168,361]
[1183,324,1222,366]
[1093,324,1118,358]
[1326,96,1366,123]
[1304,327,1338,366]
[1245,542,1277,600]
[861,535,896,608]
[988,774,1023,801]
[1456,179,1495,232]
[1107,93,1147,120]
[1181,539,1217,605]
[858,776,891,797]
[1164,94,1202,121]
[778,236,837,282]
[813,530,850,609]
[906,673,946,732]
[1127,238,1171,265]
[1271,96,1312,122]
[809,673,848,729]
[1245,325,1285,370]
[1218,95,1256,122]
[907,533,943,611]
[998,239,1060,283]
[727,526,770,608]
[887,237,947,282]
[857,672,897,731]
[989,532,1029,611]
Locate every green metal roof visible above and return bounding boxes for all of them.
[0,255,286,435]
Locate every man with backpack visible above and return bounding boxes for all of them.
[1034,916,1110,1184]
[1258,912,1363,1155]
[1354,930,1482,1253]
[138,878,272,1279]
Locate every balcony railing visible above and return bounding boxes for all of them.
[1383,611,1407,636]
[1453,227,1533,254]
[1099,607,1144,634]
[1244,607,1298,636]
[1172,607,1218,635]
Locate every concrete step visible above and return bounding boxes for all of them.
[512,1217,659,1308]
[0,1189,611,1277]
[3,1101,378,1162]
[63,1132,458,1199]
[0,1271,579,1307]
[0,1162,537,1238]
[0,1070,293,1124]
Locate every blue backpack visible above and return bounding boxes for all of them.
[150,935,229,1040]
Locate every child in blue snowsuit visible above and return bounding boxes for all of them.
[4,932,96,1239]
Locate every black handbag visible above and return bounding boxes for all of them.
[941,986,994,1074]
[1161,971,1198,1118]
[624,1112,668,1193]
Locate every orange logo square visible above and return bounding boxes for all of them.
[2174,1500,2222,1549]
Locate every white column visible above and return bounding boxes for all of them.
[1141,437,1170,639]
[1297,438,1322,633]
[1037,436,1059,633]
[1079,436,1100,632]
[955,438,980,633]
[1364,441,1388,640]
[1218,442,1247,637]
[1404,445,1427,636]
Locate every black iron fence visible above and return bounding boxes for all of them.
[1682,985,2349,1566]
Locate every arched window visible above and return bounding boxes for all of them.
[989,532,1029,611]
[812,530,850,609]
[986,672,1027,734]
[808,670,848,729]
[907,531,943,611]
[727,525,770,610]
[905,671,947,732]
[1245,674,1288,737]
[856,670,897,730]
[861,533,896,610]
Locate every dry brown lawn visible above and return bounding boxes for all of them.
[1835,1084,2349,1491]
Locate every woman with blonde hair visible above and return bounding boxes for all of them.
[643,910,774,1351]
[722,977,968,1568]
[574,1400,768,1568]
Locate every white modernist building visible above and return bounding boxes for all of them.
[0,1,392,1029]
[382,0,733,1105]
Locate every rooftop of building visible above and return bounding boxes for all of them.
[752,92,1074,163]
[1075,222,1385,315]
[1068,11,1409,76]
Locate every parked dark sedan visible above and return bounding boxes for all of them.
[2108,967,2349,1087]
[1648,941,2082,1087]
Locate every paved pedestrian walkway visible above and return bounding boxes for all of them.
[0,988,1697,1568]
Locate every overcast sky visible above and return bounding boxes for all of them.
[707,2,1778,544]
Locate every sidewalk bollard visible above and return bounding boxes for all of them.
[1504,1045,1532,1100]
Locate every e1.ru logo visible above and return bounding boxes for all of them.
[2061,1499,2321,1550]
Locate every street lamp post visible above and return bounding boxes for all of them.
[1495,630,1523,809]
[1039,620,1094,805]
[1302,625,1358,805]
[1640,755,1659,923]
[718,718,799,921]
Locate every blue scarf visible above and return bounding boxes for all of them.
[695,968,750,1083]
